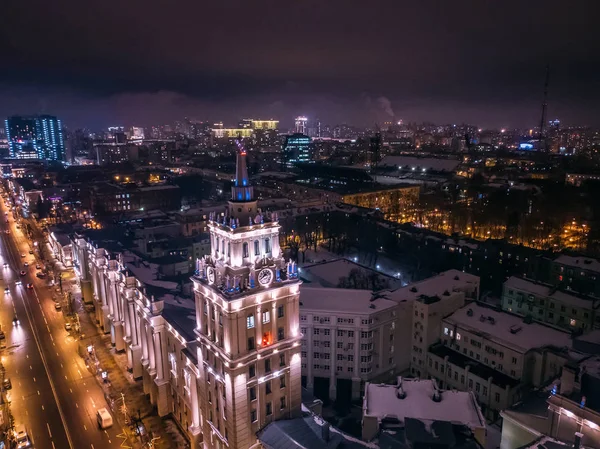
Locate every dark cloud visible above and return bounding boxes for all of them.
[0,0,598,129]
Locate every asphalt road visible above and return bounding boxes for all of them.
[0,196,125,449]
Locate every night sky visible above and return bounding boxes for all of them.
[0,1,598,129]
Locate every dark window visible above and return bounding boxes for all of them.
[280,376,286,389]
[279,354,285,367]
[248,337,255,351]
[242,242,249,258]
[280,396,286,410]
[277,327,285,341]
[254,240,260,255]
[277,305,284,318]
[266,402,272,416]
[251,409,257,422]
[265,359,271,372]
[249,364,256,378]
[264,238,271,253]
[266,380,272,395]
[249,387,256,401]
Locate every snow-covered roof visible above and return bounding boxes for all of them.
[379,156,461,173]
[300,287,403,315]
[445,303,573,354]
[505,277,600,309]
[300,258,399,289]
[389,270,479,304]
[553,255,600,274]
[363,378,485,430]
[121,251,179,292]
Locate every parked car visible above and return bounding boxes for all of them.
[36,273,46,279]
[26,283,33,289]
[54,302,61,310]
[20,254,25,258]
[64,322,72,331]
[4,287,9,294]
[29,250,33,254]
[3,378,11,390]
[20,271,26,276]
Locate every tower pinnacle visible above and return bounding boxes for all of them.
[231,139,254,202]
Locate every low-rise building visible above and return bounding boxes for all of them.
[500,356,600,449]
[428,302,575,419]
[502,276,600,332]
[299,286,412,402]
[361,377,486,445]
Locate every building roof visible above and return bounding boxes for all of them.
[505,277,600,309]
[258,412,373,449]
[300,258,400,289]
[378,156,461,172]
[444,303,573,354]
[300,287,403,315]
[553,254,600,274]
[363,378,485,430]
[389,270,479,304]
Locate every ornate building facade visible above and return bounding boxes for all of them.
[74,141,302,448]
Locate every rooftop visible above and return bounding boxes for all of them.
[300,259,400,290]
[300,287,404,315]
[553,254,600,274]
[505,277,600,309]
[378,156,461,172]
[363,378,485,430]
[445,302,573,354]
[390,270,479,304]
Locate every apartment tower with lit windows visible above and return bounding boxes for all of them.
[192,139,302,449]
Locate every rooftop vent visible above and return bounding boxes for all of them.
[479,315,487,322]
[510,324,522,334]
[466,308,474,317]
[369,304,376,309]
[523,315,533,324]
[584,260,592,265]
[443,290,450,296]
[410,287,418,293]
[396,387,406,399]
[454,275,460,280]
[487,316,496,324]
[432,391,442,402]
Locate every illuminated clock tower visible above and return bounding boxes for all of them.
[193,140,302,449]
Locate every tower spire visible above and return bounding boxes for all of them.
[231,139,254,202]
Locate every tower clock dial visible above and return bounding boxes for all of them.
[258,268,273,286]
[206,267,215,284]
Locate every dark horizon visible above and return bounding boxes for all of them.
[1,1,598,130]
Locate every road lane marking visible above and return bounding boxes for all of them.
[37,390,40,395]
[33,377,36,382]
[75,403,78,408]
[47,422,52,438]
[69,388,72,393]
[41,405,44,410]
[83,424,87,431]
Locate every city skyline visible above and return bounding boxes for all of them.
[0,1,599,129]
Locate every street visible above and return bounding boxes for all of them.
[0,197,125,448]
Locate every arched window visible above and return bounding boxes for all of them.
[243,242,249,258]
[264,238,271,253]
[254,240,260,256]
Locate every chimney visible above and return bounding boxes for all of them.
[574,432,583,449]
[322,422,330,442]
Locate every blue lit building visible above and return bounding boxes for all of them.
[5,115,65,161]
[282,133,312,170]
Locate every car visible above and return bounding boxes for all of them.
[20,271,26,276]
[64,322,72,331]
[35,264,41,270]
[4,287,8,294]
[23,262,28,267]
[54,302,61,310]
[3,378,11,390]
[12,316,19,326]
[15,424,31,448]
[15,280,21,286]
[20,254,25,258]
[0,331,5,340]
[15,225,20,230]
[36,272,46,279]
[26,283,33,289]
[3,263,8,268]
[29,250,33,254]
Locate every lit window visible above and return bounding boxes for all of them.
[247,314,255,329]
[456,333,461,341]
[444,327,449,335]
[262,311,270,324]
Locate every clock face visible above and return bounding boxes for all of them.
[258,268,273,286]
[207,267,215,284]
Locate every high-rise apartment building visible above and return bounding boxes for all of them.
[282,133,312,169]
[192,140,303,448]
[5,115,65,160]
